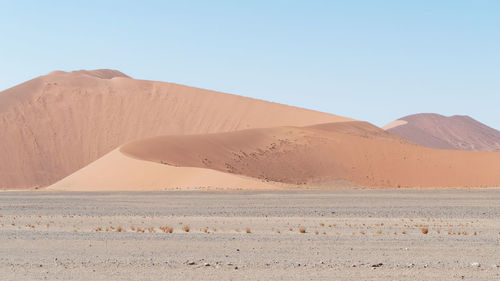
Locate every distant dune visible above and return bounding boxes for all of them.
[0,69,351,189]
[51,121,500,190]
[383,113,500,151]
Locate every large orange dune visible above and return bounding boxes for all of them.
[51,121,500,191]
[0,69,351,189]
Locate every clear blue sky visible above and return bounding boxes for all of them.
[1,0,499,128]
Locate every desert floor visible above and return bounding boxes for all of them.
[1,189,499,280]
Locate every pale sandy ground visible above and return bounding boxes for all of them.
[1,189,500,280]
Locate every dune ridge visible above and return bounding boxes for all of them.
[49,149,281,191]
[384,113,500,151]
[0,69,351,189]
[54,121,500,190]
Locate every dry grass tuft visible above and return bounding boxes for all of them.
[401,230,407,235]
[359,230,365,235]
[245,227,251,233]
[95,226,102,232]
[298,227,306,233]
[183,225,190,232]
[319,222,325,227]
[276,230,280,234]
[130,226,135,231]
[159,226,173,233]
[116,226,123,232]
[421,227,428,234]
[314,230,319,235]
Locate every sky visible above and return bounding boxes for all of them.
[0,0,499,128]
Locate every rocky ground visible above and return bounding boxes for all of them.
[0,189,500,280]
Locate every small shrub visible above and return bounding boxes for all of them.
[245,227,251,233]
[183,225,190,232]
[421,227,428,234]
[319,223,325,227]
[116,226,123,232]
[298,227,306,233]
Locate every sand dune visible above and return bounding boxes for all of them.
[49,149,280,191]
[384,113,500,151]
[54,121,500,190]
[119,121,500,188]
[0,69,351,189]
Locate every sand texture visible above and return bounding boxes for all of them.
[49,149,281,191]
[1,190,500,280]
[384,113,500,151]
[0,69,350,189]
[55,120,500,190]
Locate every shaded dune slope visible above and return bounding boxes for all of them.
[118,121,500,188]
[0,69,351,188]
[384,113,500,151]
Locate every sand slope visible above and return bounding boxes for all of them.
[0,69,351,189]
[113,121,500,188]
[49,149,279,191]
[384,113,500,151]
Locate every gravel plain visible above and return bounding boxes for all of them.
[1,189,500,280]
